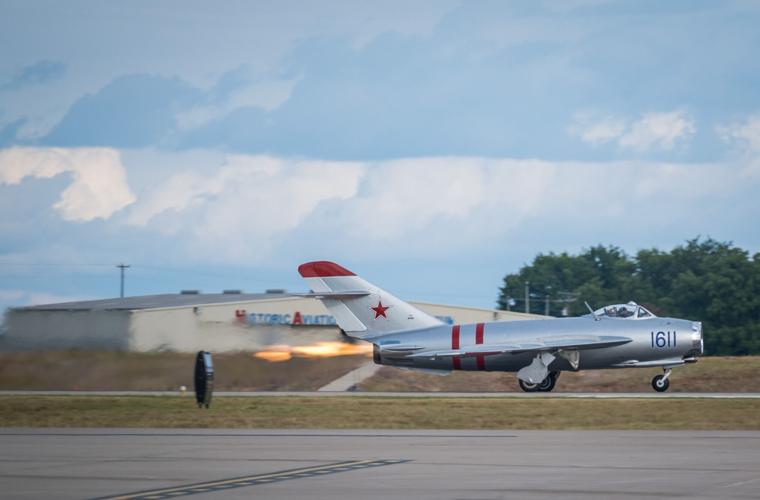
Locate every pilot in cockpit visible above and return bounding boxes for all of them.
[594,302,655,320]
[617,306,634,318]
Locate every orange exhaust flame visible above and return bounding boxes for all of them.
[253,341,372,362]
[252,346,293,362]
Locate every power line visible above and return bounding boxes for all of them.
[0,262,113,268]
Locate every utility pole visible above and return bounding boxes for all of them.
[525,281,530,314]
[116,263,130,298]
[545,286,552,316]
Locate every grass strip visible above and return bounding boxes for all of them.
[1,396,759,430]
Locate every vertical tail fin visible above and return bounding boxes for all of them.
[298,261,442,338]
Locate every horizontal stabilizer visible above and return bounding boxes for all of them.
[408,335,632,359]
[290,290,371,299]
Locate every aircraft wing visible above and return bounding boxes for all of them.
[612,357,686,368]
[407,335,632,359]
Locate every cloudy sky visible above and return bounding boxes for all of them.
[1,1,759,311]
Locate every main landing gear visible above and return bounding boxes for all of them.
[651,368,672,392]
[519,371,560,392]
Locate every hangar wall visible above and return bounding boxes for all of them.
[128,297,339,352]
[4,309,131,350]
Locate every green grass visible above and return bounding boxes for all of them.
[2,352,759,393]
[1,396,758,430]
[359,356,760,392]
[0,351,368,391]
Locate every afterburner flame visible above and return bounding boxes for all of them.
[253,341,372,362]
[253,345,293,362]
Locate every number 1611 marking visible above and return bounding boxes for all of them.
[651,331,676,348]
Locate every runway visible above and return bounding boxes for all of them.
[2,390,759,398]
[1,429,758,499]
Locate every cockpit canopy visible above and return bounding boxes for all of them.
[593,301,655,320]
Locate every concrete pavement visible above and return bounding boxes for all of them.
[1,428,758,499]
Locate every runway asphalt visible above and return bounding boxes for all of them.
[1,428,758,499]
[2,390,759,398]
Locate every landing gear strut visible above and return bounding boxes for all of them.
[651,368,672,392]
[519,371,559,392]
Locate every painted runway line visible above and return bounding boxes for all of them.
[93,459,408,500]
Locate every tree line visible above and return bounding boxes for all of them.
[496,238,760,355]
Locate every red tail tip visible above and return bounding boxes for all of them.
[298,261,356,278]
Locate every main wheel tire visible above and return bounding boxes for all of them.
[537,372,558,392]
[548,371,560,390]
[518,379,539,392]
[652,374,670,392]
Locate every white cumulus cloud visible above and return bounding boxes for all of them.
[572,110,696,151]
[570,114,627,146]
[1,147,757,269]
[619,111,696,151]
[0,147,135,221]
[126,154,366,259]
[335,158,487,241]
[716,115,760,153]
[120,152,745,262]
[716,114,760,178]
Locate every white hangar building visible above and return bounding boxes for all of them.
[2,291,543,352]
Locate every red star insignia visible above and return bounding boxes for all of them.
[371,301,390,319]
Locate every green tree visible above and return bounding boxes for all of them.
[496,238,760,355]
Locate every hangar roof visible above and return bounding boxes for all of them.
[15,293,296,312]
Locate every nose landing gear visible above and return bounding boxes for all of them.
[651,368,672,392]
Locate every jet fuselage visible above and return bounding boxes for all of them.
[373,316,702,372]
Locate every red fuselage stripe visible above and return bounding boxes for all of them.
[475,323,485,370]
[452,325,461,370]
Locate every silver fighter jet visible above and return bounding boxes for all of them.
[299,261,704,392]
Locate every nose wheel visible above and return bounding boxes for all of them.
[651,368,672,392]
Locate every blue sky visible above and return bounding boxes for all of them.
[1,0,760,311]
